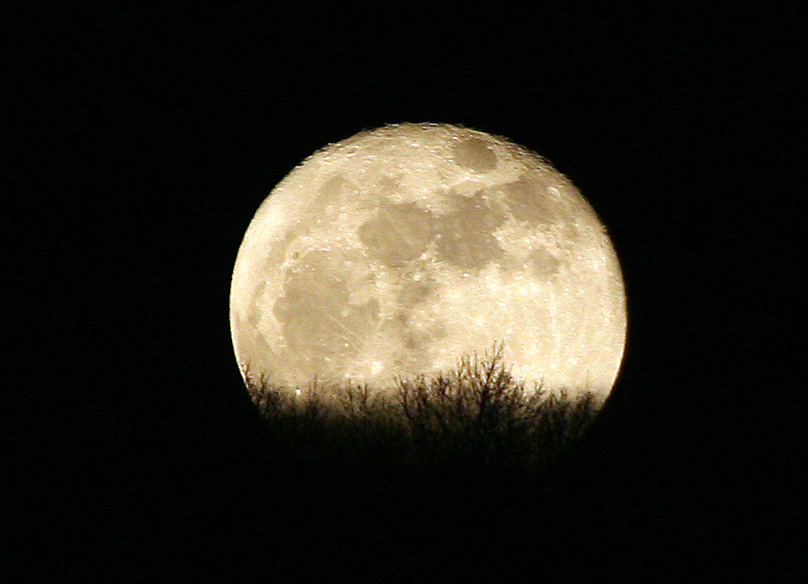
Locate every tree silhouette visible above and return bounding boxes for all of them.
[244,342,601,476]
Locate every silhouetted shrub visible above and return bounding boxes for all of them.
[244,343,600,476]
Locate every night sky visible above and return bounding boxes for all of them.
[10,4,802,580]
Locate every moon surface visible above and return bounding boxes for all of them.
[230,123,626,401]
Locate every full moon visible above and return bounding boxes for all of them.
[230,123,626,402]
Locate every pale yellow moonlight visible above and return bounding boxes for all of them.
[230,123,626,401]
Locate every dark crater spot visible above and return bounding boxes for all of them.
[358,202,433,267]
[527,248,562,278]
[246,307,261,326]
[500,176,557,224]
[316,175,358,213]
[398,277,436,310]
[562,223,581,246]
[434,191,507,271]
[273,250,379,364]
[452,138,497,172]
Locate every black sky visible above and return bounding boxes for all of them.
[9,3,803,580]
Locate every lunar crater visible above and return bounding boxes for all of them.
[358,201,433,267]
[499,176,558,225]
[452,138,497,172]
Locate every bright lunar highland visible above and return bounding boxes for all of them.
[230,123,626,401]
